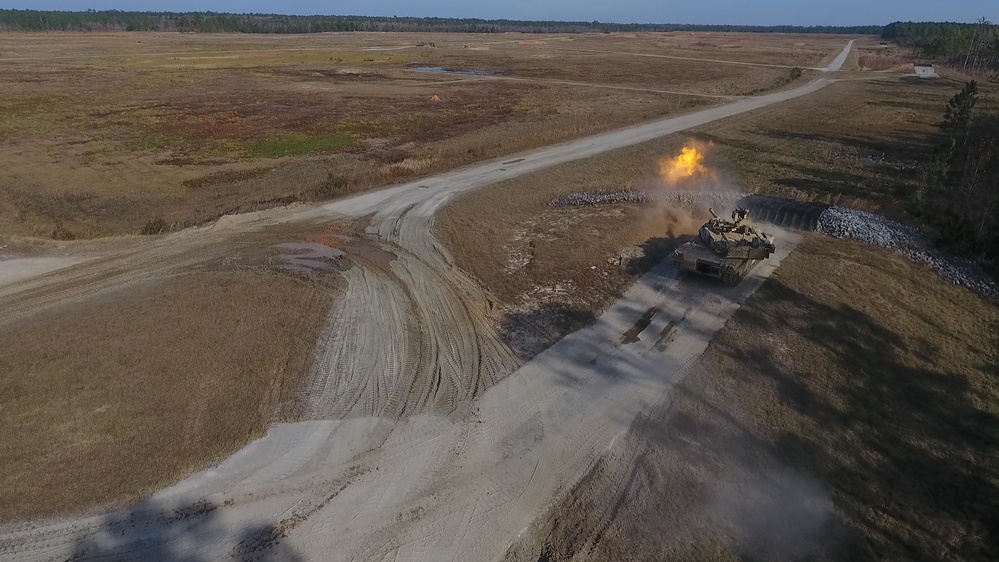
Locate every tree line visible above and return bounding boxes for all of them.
[0,9,882,35]
[912,81,999,268]
[883,19,999,77]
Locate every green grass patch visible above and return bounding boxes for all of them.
[244,134,355,159]
[0,95,73,138]
[337,114,428,138]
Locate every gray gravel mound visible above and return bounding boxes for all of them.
[818,206,998,300]
[548,190,653,206]
[548,190,743,210]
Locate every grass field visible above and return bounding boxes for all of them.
[518,235,999,561]
[0,244,338,522]
[0,32,920,525]
[0,30,856,524]
[0,31,848,239]
[433,42,999,561]
[437,69,999,343]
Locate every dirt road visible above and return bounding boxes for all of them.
[0,41,851,561]
[560,47,829,70]
[405,70,740,98]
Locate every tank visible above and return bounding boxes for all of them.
[671,207,775,285]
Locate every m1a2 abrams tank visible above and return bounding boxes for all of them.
[672,207,775,285]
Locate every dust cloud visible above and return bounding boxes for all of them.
[652,205,710,238]
[703,462,834,560]
[635,140,735,239]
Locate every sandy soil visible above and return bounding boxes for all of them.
[0,41,852,561]
[0,257,84,286]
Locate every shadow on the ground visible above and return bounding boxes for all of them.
[66,498,304,562]
[498,235,685,362]
[624,235,686,276]
[683,279,999,560]
[534,274,998,562]
[500,304,599,361]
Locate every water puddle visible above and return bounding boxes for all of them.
[653,321,678,351]
[340,235,397,271]
[409,66,493,76]
[273,243,346,273]
[305,227,399,273]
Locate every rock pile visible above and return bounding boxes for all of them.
[548,189,743,210]
[548,190,653,206]
[817,207,924,250]
[818,206,998,300]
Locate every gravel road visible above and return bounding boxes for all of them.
[0,41,853,562]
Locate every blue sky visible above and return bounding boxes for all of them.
[2,1,995,26]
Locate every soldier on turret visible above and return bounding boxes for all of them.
[731,208,750,233]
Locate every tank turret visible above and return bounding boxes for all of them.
[671,207,776,285]
[698,207,775,260]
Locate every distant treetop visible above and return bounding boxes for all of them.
[883,19,998,76]
[0,9,882,34]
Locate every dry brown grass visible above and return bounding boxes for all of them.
[440,185,688,312]
[437,61,999,561]
[0,268,336,522]
[438,72,999,322]
[0,31,848,239]
[443,60,999,560]
[510,31,850,68]
[439,199,676,356]
[854,43,917,71]
[690,73,999,211]
[411,50,806,94]
[516,235,999,562]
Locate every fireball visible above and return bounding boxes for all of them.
[658,143,714,186]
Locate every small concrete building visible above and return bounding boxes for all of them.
[913,64,939,79]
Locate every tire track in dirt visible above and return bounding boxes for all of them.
[290,231,799,561]
[303,267,420,419]
[301,199,520,420]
